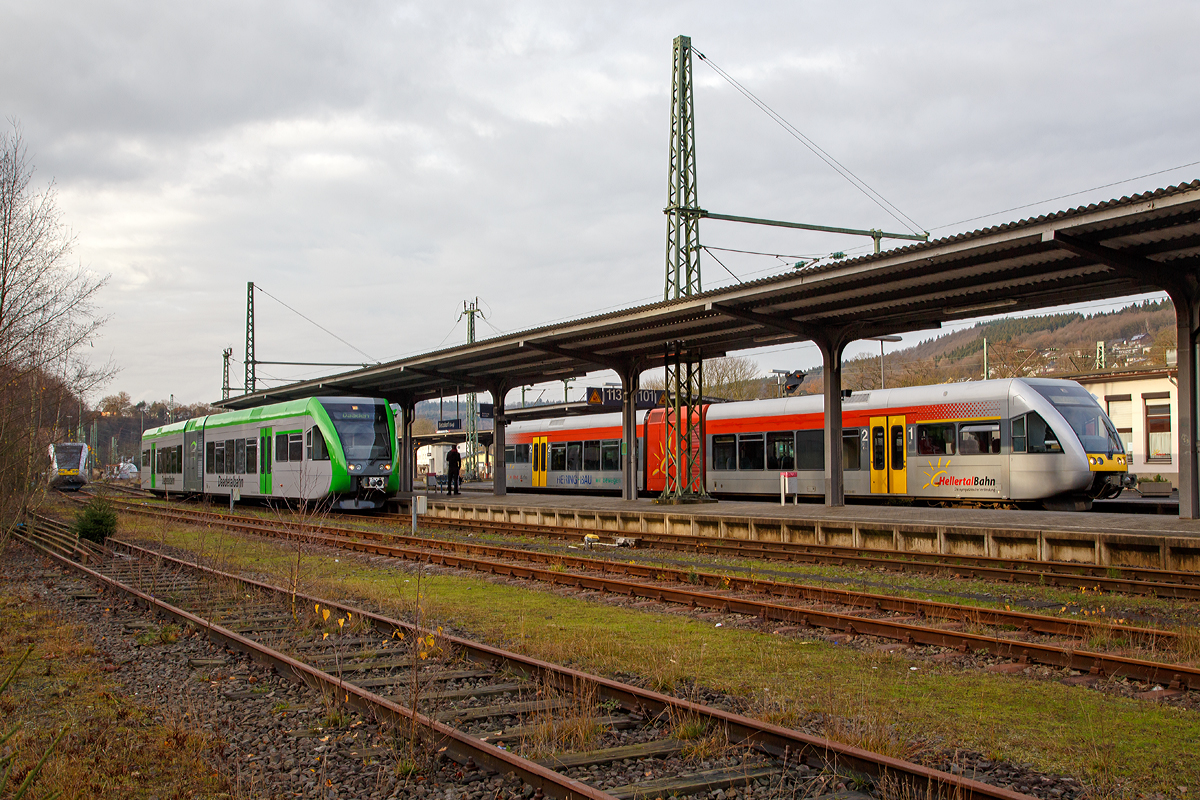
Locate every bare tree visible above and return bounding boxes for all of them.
[641,356,763,401]
[0,123,112,530]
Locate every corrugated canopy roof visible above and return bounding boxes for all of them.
[218,180,1200,409]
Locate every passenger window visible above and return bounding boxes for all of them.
[235,439,247,474]
[565,442,582,471]
[583,440,601,471]
[796,430,823,471]
[548,443,565,471]
[246,440,258,474]
[960,422,1001,455]
[766,432,794,470]
[516,444,532,464]
[275,433,289,463]
[712,435,736,470]
[143,449,150,468]
[288,433,303,462]
[916,424,956,456]
[504,445,515,464]
[601,441,621,471]
[843,429,862,471]
[738,433,765,470]
[214,441,225,473]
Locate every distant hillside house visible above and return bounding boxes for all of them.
[1073,366,1178,488]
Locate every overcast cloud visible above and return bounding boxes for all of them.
[2,1,1196,405]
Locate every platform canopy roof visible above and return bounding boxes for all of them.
[218,180,1200,410]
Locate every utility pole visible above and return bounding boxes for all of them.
[1095,340,1106,370]
[660,34,708,504]
[461,298,483,480]
[222,348,233,400]
[982,338,989,380]
[245,282,256,395]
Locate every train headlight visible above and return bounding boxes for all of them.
[381,464,392,472]
[348,463,362,472]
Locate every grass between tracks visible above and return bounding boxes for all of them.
[0,568,229,798]
[119,513,1199,796]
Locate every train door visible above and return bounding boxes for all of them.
[150,443,156,490]
[532,436,548,487]
[184,429,203,492]
[259,428,273,495]
[869,415,908,494]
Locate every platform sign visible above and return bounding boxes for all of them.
[584,388,666,409]
[478,403,493,419]
[438,419,462,431]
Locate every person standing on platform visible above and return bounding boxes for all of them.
[446,444,462,496]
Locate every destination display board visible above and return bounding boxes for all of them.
[583,387,666,409]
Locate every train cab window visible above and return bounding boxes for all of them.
[214,441,225,473]
[766,432,794,470]
[843,429,863,471]
[235,439,247,474]
[245,439,257,474]
[549,443,566,471]
[566,442,582,471]
[795,430,823,471]
[1010,416,1026,453]
[583,440,601,471]
[601,440,621,471]
[307,428,330,461]
[288,433,303,462]
[738,433,765,470]
[712,435,736,470]
[960,422,1001,455]
[275,433,289,463]
[1025,412,1062,454]
[916,424,956,456]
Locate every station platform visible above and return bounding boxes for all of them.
[407,489,1200,572]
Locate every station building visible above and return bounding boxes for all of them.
[1075,363,1178,488]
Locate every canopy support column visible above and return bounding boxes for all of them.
[815,330,851,508]
[619,361,643,501]
[1170,290,1200,519]
[398,398,415,494]
[489,381,509,497]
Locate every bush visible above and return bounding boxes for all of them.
[75,497,117,542]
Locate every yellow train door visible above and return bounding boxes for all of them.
[870,415,908,494]
[532,436,548,487]
[888,415,907,494]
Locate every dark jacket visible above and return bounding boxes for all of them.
[446,449,462,474]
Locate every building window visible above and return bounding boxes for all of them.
[1106,397,1133,458]
[1146,403,1172,461]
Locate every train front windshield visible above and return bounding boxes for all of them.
[1031,384,1124,455]
[54,444,85,470]
[321,402,392,462]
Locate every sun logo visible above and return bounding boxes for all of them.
[922,457,951,489]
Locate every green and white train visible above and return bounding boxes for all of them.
[140,397,398,510]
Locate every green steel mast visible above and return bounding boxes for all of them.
[659,34,708,503]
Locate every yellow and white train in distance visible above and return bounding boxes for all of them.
[48,442,89,491]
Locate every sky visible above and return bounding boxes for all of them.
[2,1,1196,407]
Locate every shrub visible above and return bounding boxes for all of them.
[75,497,117,543]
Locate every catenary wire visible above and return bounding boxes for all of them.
[695,50,926,236]
[254,285,378,363]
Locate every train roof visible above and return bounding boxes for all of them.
[142,396,390,438]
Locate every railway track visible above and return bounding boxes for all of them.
[75,499,1200,694]
[8,520,1034,800]
[407,514,1200,599]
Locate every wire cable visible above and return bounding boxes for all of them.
[695,50,926,236]
[931,159,1200,232]
[254,285,378,363]
[701,246,744,283]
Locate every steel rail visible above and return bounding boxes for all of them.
[97,501,1200,691]
[107,537,1033,800]
[410,515,1200,599]
[97,500,1178,645]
